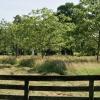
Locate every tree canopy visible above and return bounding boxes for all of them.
[0,1,100,61]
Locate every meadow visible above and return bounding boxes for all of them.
[0,55,100,97]
[0,55,100,75]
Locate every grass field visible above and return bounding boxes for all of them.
[0,55,100,75]
[0,55,100,97]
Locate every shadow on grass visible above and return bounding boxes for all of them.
[0,64,12,69]
[29,60,67,75]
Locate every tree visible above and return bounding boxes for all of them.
[28,8,65,57]
[7,15,28,56]
[57,3,76,54]
[80,0,100,61]
[0,19,11,55]
[57,3,74,21]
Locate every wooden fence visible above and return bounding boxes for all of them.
[0,75,100,100]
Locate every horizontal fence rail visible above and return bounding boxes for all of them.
[0,75,100,100]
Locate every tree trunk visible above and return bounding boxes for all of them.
[41,50,45,59]
[42,52,45,59]
[97,31,100,62]
[15,44,19,57]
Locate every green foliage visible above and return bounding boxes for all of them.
[80,0,100,61]
[0,8,75,57]
[1,57,17,65]
[19,58,35,67]
[0,3,100,61]
[35,60,67,75]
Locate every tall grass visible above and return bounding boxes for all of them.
[0,57,17,65]
[0,55,100,75]
[18,58,35,67]
[35,60,67,75]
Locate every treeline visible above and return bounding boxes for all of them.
[0,0,100,61]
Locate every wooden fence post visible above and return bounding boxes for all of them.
[89,80,94,100]
[24,80,29,100]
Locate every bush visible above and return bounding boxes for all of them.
[19,58,35,67]
[35,60,67,75]
[1,57,17,65]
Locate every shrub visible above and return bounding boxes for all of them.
[36,60,67,75]
[1,57,17,65]
[19,58,35,67]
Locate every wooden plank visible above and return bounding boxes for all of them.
[29,96,89,100]
[94,98,100,100]
[0,95,99,100]
[0,84,24,90]
[0,95,23,100]
[24,80,29,100]
[0,75,100,81]
[89,80,94,100]
[94,86,100,91]
[0,84,99,92]
[29,86,89,92]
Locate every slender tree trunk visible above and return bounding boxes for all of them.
[97,31,100,62]
[42,51,45,59]
[41,49,45,59]
[15,44,19,57]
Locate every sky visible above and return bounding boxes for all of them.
[0,0,79,21]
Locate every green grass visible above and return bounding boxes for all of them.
[34,60,67,75]
[67,62,100,75]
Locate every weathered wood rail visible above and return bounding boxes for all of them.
[0,75,100,100]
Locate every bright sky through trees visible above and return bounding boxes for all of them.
[0,0,79,21]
